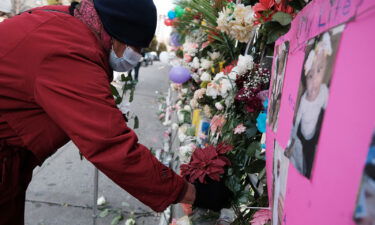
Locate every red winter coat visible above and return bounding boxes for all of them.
[0,5,185,212]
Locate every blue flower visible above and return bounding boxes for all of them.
[256,112,267,133]
[263,99,269,111]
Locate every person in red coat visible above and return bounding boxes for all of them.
[0,0,231,224]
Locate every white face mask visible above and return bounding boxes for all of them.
[109,46,142,72]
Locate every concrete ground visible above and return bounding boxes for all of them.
[25,62,171,225]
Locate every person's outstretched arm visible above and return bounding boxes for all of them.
[34,52,188,212]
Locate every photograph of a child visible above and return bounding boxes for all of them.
[272,140,290,225]
[268,42,290,132]
[285,24,345,179]
[354,131,375,225]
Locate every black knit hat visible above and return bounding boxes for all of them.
[93,0,157,48]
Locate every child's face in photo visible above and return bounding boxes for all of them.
[306,51,326,101]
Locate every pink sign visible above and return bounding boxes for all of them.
[266,0,375,224]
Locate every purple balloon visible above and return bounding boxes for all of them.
[169,66,191,84]
[170,33,182,47]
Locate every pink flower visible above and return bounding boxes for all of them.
[193,88,207,99]
[184,54,192,63]
[201,41,210,49]
[210,115,226,134]
[234,124,247,134]
[169,219,177,225]
[198,133,207,140]
[250,209,271,225]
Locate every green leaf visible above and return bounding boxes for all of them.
[266,22,291,44]
[248,159,266,173]
[129,88,135,103]
[110,84,120,97]
[186,126,196,136]
[237,191,254,204]
[226,175,242,193]
[124,83,134,90]
[121,74,132,82]
[99,208,109,218]
[200,81,209,88]
[288,0,306,11]
[115,97,122,105]
[111,215,123,225]
[133,116,139,129]
[246,142,261,158]
[272,12,292,26]
[245,127,258,139]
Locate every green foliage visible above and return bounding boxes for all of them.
[111,214,124,225]
[288,0,310,11]
[99,208,110,218]
[262,21,291,44]
[133,116,139,129]
[174,0,240,61]
[111,74,140,129]
[272,12,293,26]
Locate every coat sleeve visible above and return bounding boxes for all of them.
[34,53,186,212]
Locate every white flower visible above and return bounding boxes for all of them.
[213,72,226,81]
[177,110,185,123]
[206,82,220,99]
[179,144,195,163]
[235,54,254,75]
[125,218,136,225]
[178,125,190,142]
[190,98,199,108]
[97,196,106,206]
[200,72,212,82]
[181,88,188,94]
[184,105,192,112]
[197,68,205,75]
[194,88,207,99]
[208,52,221,61]
[172,123,179,130]
[225,95,234,107]
[191,57,200,69]
[234,4,254,24]
[215,102,224,111]
[200,58,213,70]
[217,7,233,34]
[170,83,181,91]
[217,4,256,43]
[183,42,198,56]
[203,105,212,118]
[162,120,172,126]
[191,73,200,82]
[219,78,234,98]
[228,71,237,80]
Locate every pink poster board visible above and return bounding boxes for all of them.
[266,0,375,224]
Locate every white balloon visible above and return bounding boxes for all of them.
[159,51,170,64]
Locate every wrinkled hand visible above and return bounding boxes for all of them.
[193,180,232,212]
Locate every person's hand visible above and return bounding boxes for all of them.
[193,180,232,212]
